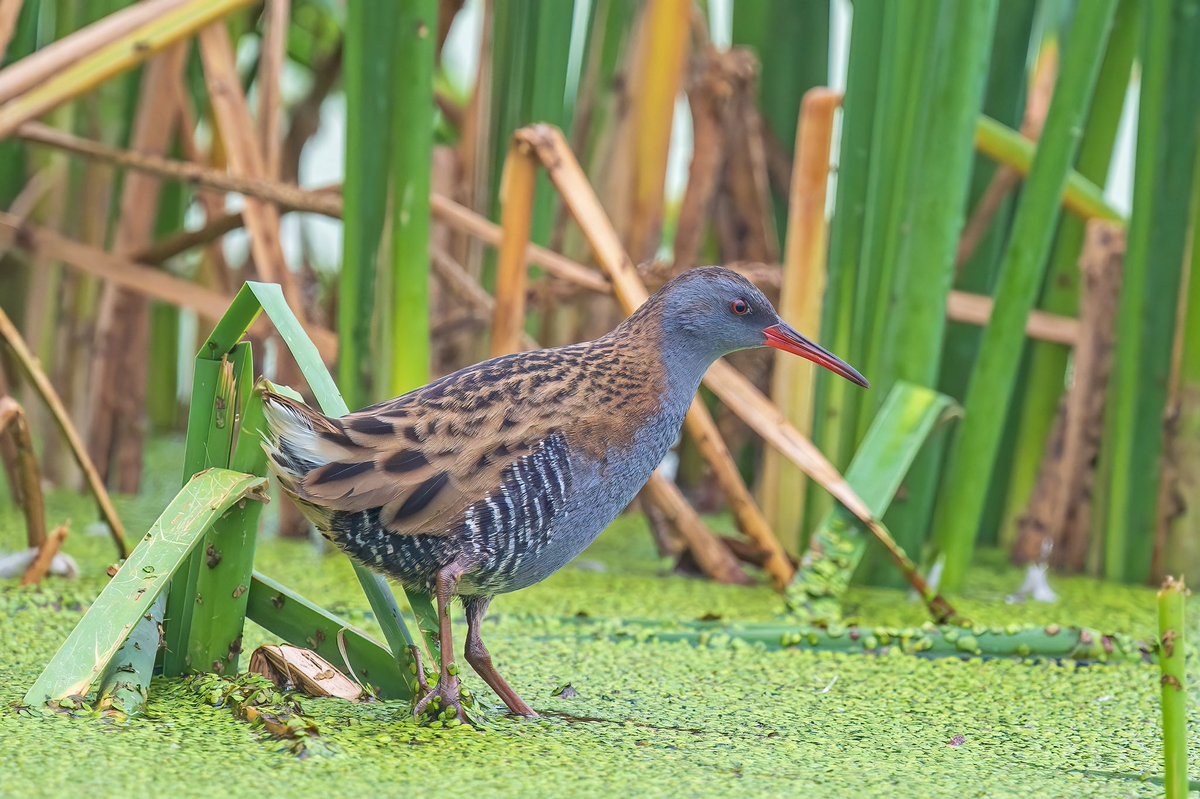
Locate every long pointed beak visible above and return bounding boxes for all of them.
[764,322,869,388]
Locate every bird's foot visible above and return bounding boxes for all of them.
[413,672,468,727]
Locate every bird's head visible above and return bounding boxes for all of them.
[644,266,869,388]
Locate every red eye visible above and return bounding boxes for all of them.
[731,299,750,316]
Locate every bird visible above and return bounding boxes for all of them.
[259,266,867,722]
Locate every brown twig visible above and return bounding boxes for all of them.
[258,0,290,180]
[432,247,538,351]
[0,395,46,548]
[88,44,186,493]
[21,523,68,586]
[134,211,245,265]
[0,213,339,362]
[0,307,127,557]
[199,23,305,318]
[490,137,539,357]
[16,122,610,293]
[672,41,727,271]
[641,474,750,585]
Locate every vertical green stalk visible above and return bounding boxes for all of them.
[527,0,573,248]
[0,0,39,210]
[851,0,941,441]
[341,0,398,409]
[388,0,436,395]
[484,2,572,295]
[867,0,998,584]
[1098,0,1200,583]
[149,147,189,431]
[1164,155,1200,582]
[807,0,884,528]
[998,0,1138,550]
[938,0,1036,403]
[1157,576,1188,799]
[931,0,1117,591]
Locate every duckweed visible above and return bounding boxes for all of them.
[1,444,1196,798]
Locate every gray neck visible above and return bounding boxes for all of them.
[659,343,715,416]
[608,302,729,422]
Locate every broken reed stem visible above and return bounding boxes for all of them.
[1158,576,1188,799]
[134,211,244,264]
[0,307,127,557]
[0,396,47,548]
[490,138,539,357]
[508,124,791,586]
[513,122,956,614]
[1014,222,1123,569]
[21,524,68,586]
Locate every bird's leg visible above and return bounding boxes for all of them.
[463,595,538,717]
[413,561,467,723]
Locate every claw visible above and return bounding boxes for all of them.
[409,645,431,695]
[413,675,465,725]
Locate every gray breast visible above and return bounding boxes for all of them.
[463,407,685,595]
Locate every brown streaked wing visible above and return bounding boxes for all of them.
[292,374,566,537]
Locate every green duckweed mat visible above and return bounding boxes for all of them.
[2,438,1197,799]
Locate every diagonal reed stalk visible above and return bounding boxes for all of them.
[997,0,1140,550]
[513,124,955,616]
[0,0,256,138]
[341,0,398,408]
[931,0,1118,590]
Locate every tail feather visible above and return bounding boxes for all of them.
[257,379,348,528]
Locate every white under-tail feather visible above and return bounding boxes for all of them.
[258,384,349,528]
